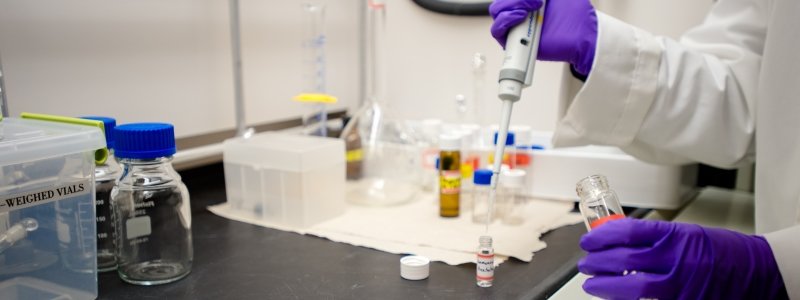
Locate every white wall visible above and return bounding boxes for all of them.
[0,0,359,138]
[384,1,564,131]
[0,0,714,139]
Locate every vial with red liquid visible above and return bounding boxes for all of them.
[576,175,625,230]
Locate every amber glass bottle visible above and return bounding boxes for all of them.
[439,135,461,217]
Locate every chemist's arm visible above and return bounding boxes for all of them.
[554,0,766,168]
[765,225,800,298]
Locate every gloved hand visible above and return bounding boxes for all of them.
[489,0,598,76]
[578,218,788,300]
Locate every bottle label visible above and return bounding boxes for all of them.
[476,252,495,280]
[0,179,91,213]
[346,149,363,162]
[440,171,461,194]
[589,214,625,229]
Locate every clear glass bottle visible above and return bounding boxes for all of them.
[82,116,122,272]
[476,235,494,287]
[491,131,516,169]
[111,123,192,285]
[499,169,526,226]
[576,174,625,231]
[471,169,493,224]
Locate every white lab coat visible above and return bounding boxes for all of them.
[551,0,799,297]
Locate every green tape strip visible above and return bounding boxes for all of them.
[20,112,109,165]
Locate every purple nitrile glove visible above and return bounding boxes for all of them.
[489,0,598,76]
[578,218,788,300]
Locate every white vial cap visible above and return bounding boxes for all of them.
[400,255,430,280]
[439,134,461,151]
[501,169,526,188]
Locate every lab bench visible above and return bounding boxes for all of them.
[98,163,646,300]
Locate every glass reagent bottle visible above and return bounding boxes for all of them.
[471,169,493,224]
[111,123,193,285]
[82,116,121,272]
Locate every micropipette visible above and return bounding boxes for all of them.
[486,3,546,233]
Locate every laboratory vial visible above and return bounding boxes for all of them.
[576,175,625,230]
[471,169,493,224]
[492,131,516,169]
[82,116,122,272]
[460,162,475,211]
[439,135,462,217]
[476,235,494,287]
[111,123,193,285]
[499,169,527,226]
[343,116,363,180]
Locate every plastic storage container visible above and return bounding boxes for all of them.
[520,131,696,209]
[223,132,345,228]
[0,117,105,300]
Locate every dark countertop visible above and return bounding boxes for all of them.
[98,164,599,300]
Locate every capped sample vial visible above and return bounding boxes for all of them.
[499,169,526,226]
[439,135,461,217]
[112,123,193,285]
[576,175,625,230]
[492,131,516,169]
[471,169,494,224]
[82,116,121,272]
[476,235,494,287]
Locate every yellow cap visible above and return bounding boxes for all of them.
[461,163,474,179]
[293,93,338,104]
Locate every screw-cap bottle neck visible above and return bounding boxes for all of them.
[479,235,493,248]
[576,174,610,200]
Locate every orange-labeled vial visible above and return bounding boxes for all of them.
[576,175,625,230]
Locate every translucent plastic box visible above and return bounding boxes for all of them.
[0,118,106,300]
[522,132,697,209]
[223,133,345,228]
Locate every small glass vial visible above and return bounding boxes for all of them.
[499,169,526,226]
[476,235,494,287]
[439,135,461,217]
[576,175,625,230]
[82,116,122,272]
[112,123,193,285]
[471,169,493,224]
[492,132,516,169]
[459,163,474,211]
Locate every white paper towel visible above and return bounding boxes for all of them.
[208,192,582,266]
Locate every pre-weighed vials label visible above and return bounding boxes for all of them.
[0,179,91,213]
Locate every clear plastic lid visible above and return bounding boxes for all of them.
[0,118,105,166]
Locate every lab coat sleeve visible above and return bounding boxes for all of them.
[765,225,800,298]
[553,0,766,168]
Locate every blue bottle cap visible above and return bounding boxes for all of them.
[81,116,117,149]
[435,157,440,170]
[473,169,493,185]
[114,123,176,159]
[493,132,515,146]
[531,144,545,150]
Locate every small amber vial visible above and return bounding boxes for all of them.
[439,135,461,217]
